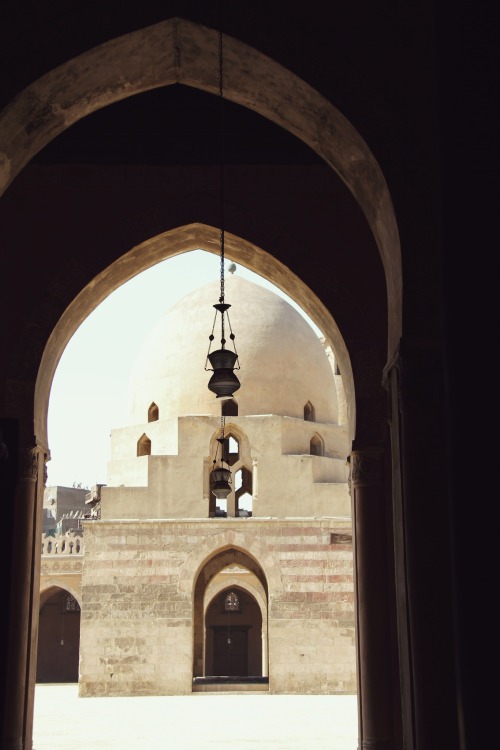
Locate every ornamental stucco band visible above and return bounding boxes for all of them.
[350,448,383,488]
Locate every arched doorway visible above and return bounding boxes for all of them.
[205,587,262,678]
[36,587,81,683]
[193,548,269,689]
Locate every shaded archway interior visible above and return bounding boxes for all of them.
[36,587,81,684]
[205,587,263,678]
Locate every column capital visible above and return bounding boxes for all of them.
[350,448,383,488]
[21,445,38,480]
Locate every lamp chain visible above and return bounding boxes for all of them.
[219,29,225,307]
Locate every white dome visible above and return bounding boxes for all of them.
[128,275,338,423]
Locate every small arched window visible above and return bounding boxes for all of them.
[224,591,240,611]
[222,399,238,417]
[304,401,316,422]
[148,402,159,422]
[137,434,151,456]
[64,594,80,612]
[310,434,324,456]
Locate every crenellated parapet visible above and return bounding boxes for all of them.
[41,532,83,556]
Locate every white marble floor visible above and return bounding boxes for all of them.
[33,684,359,750]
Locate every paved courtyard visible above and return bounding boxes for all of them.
[33,684,359,750]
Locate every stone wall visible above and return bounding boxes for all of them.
[79,518,356,696]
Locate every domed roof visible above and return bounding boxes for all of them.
[128,275,338,423]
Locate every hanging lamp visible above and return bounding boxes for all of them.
[210,412,232,501]
[205,28,240,400]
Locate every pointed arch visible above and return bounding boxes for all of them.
[205,574,267,620]
[178,529,280,596]
[10,21,401,451]
[36,226,356,453]
[39,582,82,609]
[191,546,269,679]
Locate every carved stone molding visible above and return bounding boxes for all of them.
[40,559,83,575]
[21,445,39,481]
[350,448,383,488]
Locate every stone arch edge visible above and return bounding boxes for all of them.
[35,224,355,454]
[39,581,82,608]
[204,577,267,623]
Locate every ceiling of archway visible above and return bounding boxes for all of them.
[32,84,325,167]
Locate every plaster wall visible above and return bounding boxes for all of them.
[109,419,180,459]
[104,414,349,519]
[280,415,350,458]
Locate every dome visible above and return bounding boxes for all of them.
[128,275,339,423]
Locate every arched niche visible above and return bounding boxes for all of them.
[148,402,159,422]
[136,433,151,456]
[310,433,324,456]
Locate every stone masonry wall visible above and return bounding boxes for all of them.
[79,519,355,696]
[268,525,356,693]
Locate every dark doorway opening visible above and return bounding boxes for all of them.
[36,588,80,683]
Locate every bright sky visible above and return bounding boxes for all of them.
[46,249,322,489]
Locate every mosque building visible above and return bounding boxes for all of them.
[39,273,356,695]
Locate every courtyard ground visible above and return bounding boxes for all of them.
[33,684,358,749]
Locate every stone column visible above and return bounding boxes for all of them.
[261,624,268,677]
[351,447,394,750]
[2,442,44,750]
[386,339,460,750]
[226,484,236,518]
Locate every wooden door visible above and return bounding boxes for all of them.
[213,628,248,676]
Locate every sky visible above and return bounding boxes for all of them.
[46,249,322,489]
